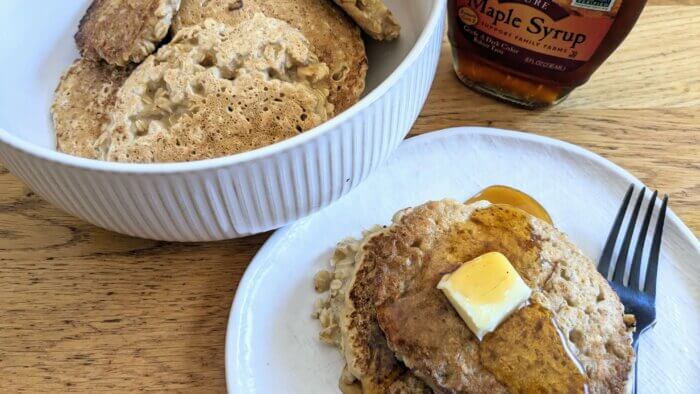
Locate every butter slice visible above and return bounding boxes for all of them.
[437,252,531,340]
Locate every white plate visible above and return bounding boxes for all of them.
[226,127,700,393]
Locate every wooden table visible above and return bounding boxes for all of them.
[1,3,698,391]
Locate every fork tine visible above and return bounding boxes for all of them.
[628,190,658,290]
[644,194,668,297]
[612,188,646,284]
[598,185,634,278]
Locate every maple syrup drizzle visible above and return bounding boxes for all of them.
[466,185,553,225]
[480,304,588,393]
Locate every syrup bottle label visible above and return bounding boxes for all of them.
[453,0,619,75]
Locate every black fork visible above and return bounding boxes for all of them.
[598,184,668,393]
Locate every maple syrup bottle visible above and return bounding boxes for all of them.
[448,0,646,107]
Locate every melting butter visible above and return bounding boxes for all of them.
[437,252,531,340]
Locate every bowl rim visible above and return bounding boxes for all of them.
[0,0,446,174]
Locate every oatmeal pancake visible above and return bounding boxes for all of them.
[371,200,635,393]
[51,59,132,159]
[313,232,431,393]
[97,15,332,162]
[332,0,400,41]
[173,0,367,114]
[76,0,181,66]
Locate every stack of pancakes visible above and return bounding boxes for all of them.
[52,0,400,162]
[313,200,635,393]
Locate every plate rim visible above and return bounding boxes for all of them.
[224,126,700,392]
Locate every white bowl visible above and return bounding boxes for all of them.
[0,0,445,241]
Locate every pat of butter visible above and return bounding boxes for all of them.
[437,252,531,340]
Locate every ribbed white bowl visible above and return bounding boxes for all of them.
[0,0,445,241]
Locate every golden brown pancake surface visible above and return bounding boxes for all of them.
[314,233,431,393]
[76,0,181,66]
[51,59,132,159]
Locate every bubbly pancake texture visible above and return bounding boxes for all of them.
[97,15,332,162]
[370,200,634,393]
[173,0,367,114]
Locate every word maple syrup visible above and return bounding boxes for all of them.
[448,0,647,107]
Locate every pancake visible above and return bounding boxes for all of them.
[332,0,400,41]
[76,0,181,66]
[97,15,332,162]
[313,231,431,394]
[51,59,132,159]
[172,0,367,114]
[371,200,635,393]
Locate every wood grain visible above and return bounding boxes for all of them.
[0,4,698,392]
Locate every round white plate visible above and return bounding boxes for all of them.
[226,127,700,393]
